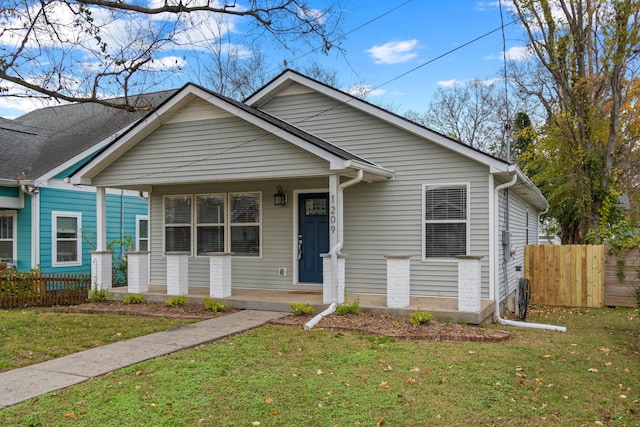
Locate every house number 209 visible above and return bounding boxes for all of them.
[330,195,337,233]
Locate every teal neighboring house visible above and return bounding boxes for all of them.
[0,91,173,276]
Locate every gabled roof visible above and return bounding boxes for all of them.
[246,69,548,210]
[72,83,394,185]
[0,91,175,183]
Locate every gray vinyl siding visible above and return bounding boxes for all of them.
[261,91,492,298]
[92,116,329,187]
[148,178,328,289]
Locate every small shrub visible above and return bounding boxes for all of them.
[122,294,145,304]
[166,295,186,307]
[204,296,228,312]
[410,309,433,325]
[336,297,360,315]
[88,287,108,303]
[290,302,315,315]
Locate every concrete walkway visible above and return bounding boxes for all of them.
[0,310,287,409]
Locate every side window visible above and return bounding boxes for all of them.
[52,211,82,266]
[136,215,149,251]
[423,184,469,259]
[0,211,16,263]
[164,195,192,253]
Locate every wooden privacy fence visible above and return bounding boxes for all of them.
[603,248,640,307]
[524,245,605,307]
[0,272,91,308]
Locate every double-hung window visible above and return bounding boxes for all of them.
[164,196,192,252]
[52,211,82,266]
[136,215,149,251]
[196,194,225,255]
[423,184,469,259]
[230,193,261,256]
[163,192,261,256]
[0,211,16,262]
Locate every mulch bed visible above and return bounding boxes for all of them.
[40,301,510,342]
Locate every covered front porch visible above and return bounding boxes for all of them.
[107,285,496,325]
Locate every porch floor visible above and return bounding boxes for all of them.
[108,285,495,325]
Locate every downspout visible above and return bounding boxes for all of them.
[304,169,364,331]
[20,183,40,270]
[493,172,566,332]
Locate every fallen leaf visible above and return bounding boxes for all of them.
[588,368,599,373]
[63,412,76,419]
[412,366,420,372]
[543,354,552,359]
[384,365,393,372]
[376,415,385,426]
[380,381,390,389]
[272,410,278,415]
[620,395,627,399]
[407,378,416,385]
[252,422,260,426]
[265,397,273,404]
[439,377,447,384]
[317,369,323,375]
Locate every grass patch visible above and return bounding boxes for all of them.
[0,309,197,372]
[0,307,639,426]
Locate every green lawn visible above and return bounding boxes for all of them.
[1,307,639,426]
[0,309,198,372]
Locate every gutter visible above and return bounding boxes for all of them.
[493,173,566,332]
[304,169,364,331]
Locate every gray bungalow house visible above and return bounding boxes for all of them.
[71,70,548,323]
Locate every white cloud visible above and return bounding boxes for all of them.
[437,79,464,87]
[366,39,419,64]
[475,1,502,12]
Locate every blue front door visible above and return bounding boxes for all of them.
[298,193,329,283]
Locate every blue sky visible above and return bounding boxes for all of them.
[0,0,528,118]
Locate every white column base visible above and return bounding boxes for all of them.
[91,251,113,290]
[166,252,189,295]
[457,255,483,312]
[385,255,412,308]
[321,253,346,304]
[209,252,232,298]
[127,251,149,293]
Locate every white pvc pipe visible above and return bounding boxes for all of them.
[304,303,336,331]
[494,172,566,332]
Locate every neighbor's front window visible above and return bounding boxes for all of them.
[0,212,16,262]
[136,215,149,251]
[164,196,191,252]
[52,211,82,266]
[423,184,469,259]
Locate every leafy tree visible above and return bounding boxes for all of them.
[0,0,344,110]
[510,0,640,243]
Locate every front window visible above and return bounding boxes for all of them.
[52,211,82,266]
[164,196,192,253]
[230,193,261,256]
[423,184,469,259]
[163,192,261,256]
[196,194,225,255]
[0,211,16,262]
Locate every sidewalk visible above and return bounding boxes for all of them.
[0,310,287,409]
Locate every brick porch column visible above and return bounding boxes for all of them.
[127,251,149,293]
[90,251,112,290]
[456,255,483,312]
[321,253,347,304]
[385,254,412,308]
[208,252,232,298]
[166,252,189,296]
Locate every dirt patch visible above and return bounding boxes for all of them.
[49,301,509,342]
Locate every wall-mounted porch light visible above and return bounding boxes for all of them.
[274,185,287,206]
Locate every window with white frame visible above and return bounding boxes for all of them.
[196,194,225,255]
[423,184,469,259]
[163,192,261,256]
[164,195,191,252]
[230,193,261,256]
[136,215,149,251]
[0,211,16,262]
[52,211,82,266]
